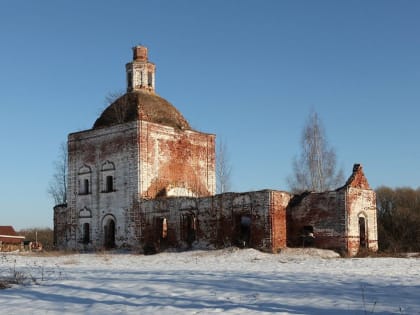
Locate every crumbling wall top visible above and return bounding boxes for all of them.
[344,164,371,190]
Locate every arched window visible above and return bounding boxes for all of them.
[78,165,92,195]
[359,217,367,248]
[101,161,115,193]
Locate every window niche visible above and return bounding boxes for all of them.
[147,71,153,87]
[101,161,116,193]
[78,165,92,195]
[127,70,133,90]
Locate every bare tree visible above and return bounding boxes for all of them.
[288,110,344,193]
[47,142,68,205]
[216,139,232,194]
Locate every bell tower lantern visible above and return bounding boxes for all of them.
[126,45,156,93]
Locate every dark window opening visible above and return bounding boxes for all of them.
[127,73,132,89]
[106,176,114,192]
[83,179,89,194]
[301,225,315,247]
[148,72,153,87]
[83,223,90,244]
[359,217,367,248]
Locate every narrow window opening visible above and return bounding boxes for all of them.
[83,179,89,194]
[106,176,114,192]
[148,72,153,87]
[127,72,132,89]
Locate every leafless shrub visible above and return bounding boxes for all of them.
[376,186,420,253]
[19,228,54,251]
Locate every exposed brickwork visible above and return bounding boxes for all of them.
[345,187,378,256]
[270,191,291,252]
[139,121,215,198]
[128,190,289,253]
[287,166,378,256]
[345,164,371,189]
[54,45,378,257]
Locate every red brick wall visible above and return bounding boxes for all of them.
[287,191,347,252]
[270,191,291,252]
[139,121,215,198]
[131,190,287,253]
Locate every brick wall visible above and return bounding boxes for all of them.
[287,190,347,252]
[346,187,378,256]
[57,118,216,251]
[139,120,215,198]
[129,190,288,253]
[65,121,140,250]
[287,165,378,256]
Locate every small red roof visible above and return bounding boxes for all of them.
[0,226,18,236]
[0,226,24,244]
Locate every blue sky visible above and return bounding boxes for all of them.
[1,1,419,229]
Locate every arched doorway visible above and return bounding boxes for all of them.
[104,217,116,249]
[359,216,367,249]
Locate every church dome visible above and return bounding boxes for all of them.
[93,91,191,130]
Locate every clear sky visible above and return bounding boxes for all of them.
[1,1,419,230]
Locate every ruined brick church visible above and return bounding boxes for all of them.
[54,46,378,256]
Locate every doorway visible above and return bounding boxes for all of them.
[104,218,116,249]
[237,215,251,248]
[359,217,367,248]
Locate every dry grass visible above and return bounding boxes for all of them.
[0,280,11,290]
[61,258,79,265]
[355,248,418,258]
[22,250,77,257]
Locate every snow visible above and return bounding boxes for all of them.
[1,248,419,314]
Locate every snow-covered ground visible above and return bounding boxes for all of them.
[0,248,419,314]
